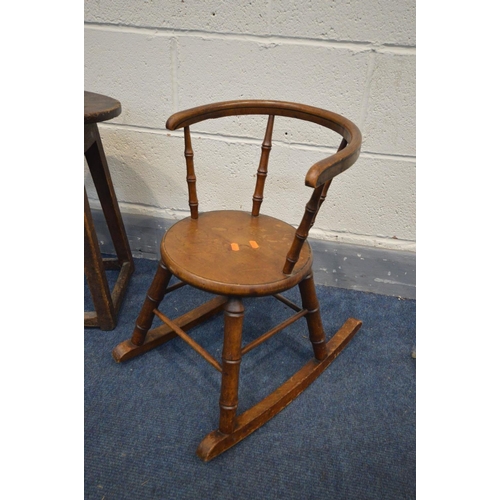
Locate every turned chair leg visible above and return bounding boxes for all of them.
[299,272,328,361]
[131,261,172,346]
[219,298,245,434]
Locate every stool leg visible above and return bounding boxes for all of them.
[299,272,328,361]
[219,298,245,434]
[131,261,172,346]
[84,188,116,330]
[85,123,134,268]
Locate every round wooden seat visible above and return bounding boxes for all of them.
[84,91,121,124]
[161,210,312,296]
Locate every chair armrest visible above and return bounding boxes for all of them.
[166,100,362,188]
[305,137,361,188]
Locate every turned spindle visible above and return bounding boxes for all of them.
[283,186,323,275]
[184,126,199,219]
[252,115,275,216]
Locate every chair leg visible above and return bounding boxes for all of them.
[298,272,328,361]
[131,261,172,346]
[219,298,245,434]
[197,313,362,462]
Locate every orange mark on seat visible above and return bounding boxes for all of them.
[249,240,259,249]
[231,243,240,251]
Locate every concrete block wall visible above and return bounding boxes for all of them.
[84,0,416,253]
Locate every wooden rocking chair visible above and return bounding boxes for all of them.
[112,100,363,461]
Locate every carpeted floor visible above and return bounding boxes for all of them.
[85,257,416,499]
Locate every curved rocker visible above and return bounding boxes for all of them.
[197,317,362,461]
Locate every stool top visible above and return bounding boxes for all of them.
[85,91,121,124]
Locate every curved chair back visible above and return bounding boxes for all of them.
[166,100,362,274]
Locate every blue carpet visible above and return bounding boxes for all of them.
[85,257,416,499]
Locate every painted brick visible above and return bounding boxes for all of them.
[315,155,416,241]
[271,0,416,46]
[84,0,269,35]
[363,52,416,156]
[84,27,173,128]
[176,36,369,145]
[85,127,187,210]
[84,0,415,46]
